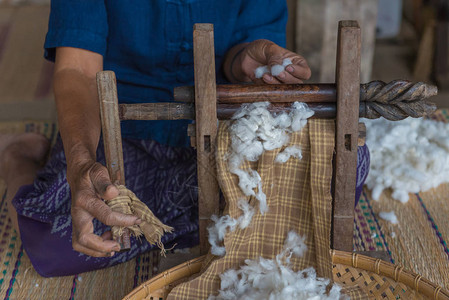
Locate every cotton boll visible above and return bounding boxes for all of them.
[255,66,270,79]
[237,199,255,229]
[283,231,307,258]
[290,102,315,132]
[271,64,285,76]
[256,180,268,214]
[208,215,238,256]
[379,211,398,224]
[275,146,302,163]
[282,58,292,67]
[207,201,255,255]
[274,113,292,128]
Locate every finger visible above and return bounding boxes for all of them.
[275,71,304,84]
[89,163,119,200]
[285,59,312,80]
[82,197,140,226]
[101,230,113,240]
[262,73,282,84]
[73,241,116,258]
[78,232,121,253]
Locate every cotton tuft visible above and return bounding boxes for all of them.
[208,231,345,300]
[379,211,398,224]
[254,58,293,78]
[228,102,314,214]
[207,199,255,256]
[365,117,449,202]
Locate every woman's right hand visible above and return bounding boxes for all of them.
[54,47,141,257]
[67,160,141,257]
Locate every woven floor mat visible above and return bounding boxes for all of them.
[354,109,449,289]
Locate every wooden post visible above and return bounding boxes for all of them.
[193,24,220,255]
[97,71,131,251]
[332,21,361,251]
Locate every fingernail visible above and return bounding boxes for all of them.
[110,251,115,257]
[135,218,142,224]
[286,66,294,73]
[278,72,286,79]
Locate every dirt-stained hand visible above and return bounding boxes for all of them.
[68,161,141,257]
[238,39,312,84]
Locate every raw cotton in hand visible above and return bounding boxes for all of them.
[208,231,345,300]
[364,117,449,203]
[254,58,292,78]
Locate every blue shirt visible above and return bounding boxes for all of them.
[44,0,287,147]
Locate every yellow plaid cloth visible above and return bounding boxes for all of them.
[168,119,366,299]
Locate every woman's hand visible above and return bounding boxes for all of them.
[54,47,141,257]
[225,39,312,84]
[67,160,140,257]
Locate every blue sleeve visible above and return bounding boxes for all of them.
[44,0,108,62]
[231,0,288,48]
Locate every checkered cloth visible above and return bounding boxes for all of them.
[168,119,367,299]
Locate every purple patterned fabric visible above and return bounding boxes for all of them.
[12,137,369,277]
[355,144,370,206]
[12,136,199,277]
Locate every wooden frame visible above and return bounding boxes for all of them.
[97,22,436,255]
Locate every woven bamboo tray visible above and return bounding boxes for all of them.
[123,250,449,300]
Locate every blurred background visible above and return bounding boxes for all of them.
[0,0,447,124]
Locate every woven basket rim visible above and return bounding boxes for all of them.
[331,250,449,300]
[123,250,449,300]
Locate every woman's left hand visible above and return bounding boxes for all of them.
[225,39,312,84]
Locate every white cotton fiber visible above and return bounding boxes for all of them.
[379,211,398,224]
[255,66,269,79]
[282,58,292,67]
[208,231,345,300]
[208,199,255,256]
[254,59,293,78]
[228,102,314,214]
[270,64,285,76]
[275,146,302,163]
[237,199,255,229]
[208,215,238,256]
[364,117,449,202]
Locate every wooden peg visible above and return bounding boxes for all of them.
[193,24,220,255]
[332,21,361,251]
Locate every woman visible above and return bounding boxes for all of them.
[0,0,324,277]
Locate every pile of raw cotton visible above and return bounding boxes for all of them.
[208,231,345,300]
[208,101,314,256]
[365,117,449,203]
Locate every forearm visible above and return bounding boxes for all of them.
[53,68,101,182]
